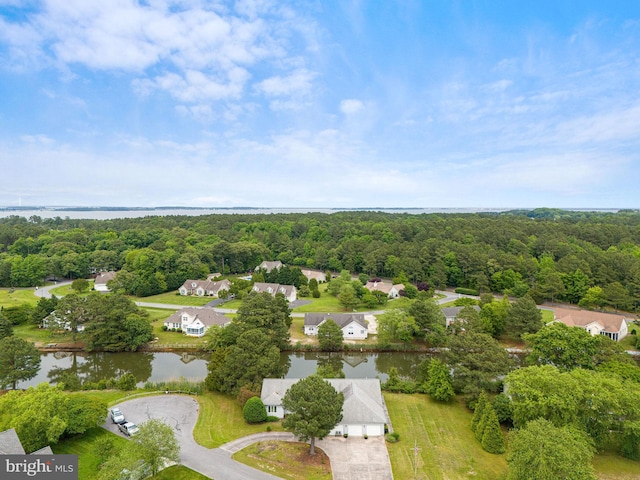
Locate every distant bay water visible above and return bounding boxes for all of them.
[0,206,621,220]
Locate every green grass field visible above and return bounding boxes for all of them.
[137,291,212,306]
[0,287,39,307]
[384,393,508,480]
[152,465,211,479]
[13,323,74,344]
[48,283,95,298]
[385,393,640,480]
[193,391,283,448]
[52,427,130,480]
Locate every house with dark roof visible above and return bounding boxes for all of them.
[179,279,231,297]
[255,261,284,273]
[164,307,231,337]
[252,282,297,302]
[261,378,387,437]
[0,428,53,455]
[304,313,368,339]
[94,271,117,292]
[552,307,631,342]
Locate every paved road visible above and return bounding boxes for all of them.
[106,395,284,480]
[35,281,71,298]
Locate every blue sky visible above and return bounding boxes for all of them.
[1,0,640,208]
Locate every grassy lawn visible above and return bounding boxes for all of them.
[52,427,130,480]
[619,334,637,351]
[384,393,508,480]
[152,465,211,480]
[137,291,212,306]
[13,323,74,344]
[233,441,331,480]
[290,316,311,344]
[0,287,39,307]
[593,452,640,479]
[193,391,283,448]
[49,283,95,298]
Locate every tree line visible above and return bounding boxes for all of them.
[0,209,639,310]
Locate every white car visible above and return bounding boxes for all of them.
[118,422,140,436]
[110,408,125,424]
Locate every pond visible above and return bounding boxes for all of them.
[22,351,434,389]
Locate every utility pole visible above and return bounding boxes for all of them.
[413,440,420,479]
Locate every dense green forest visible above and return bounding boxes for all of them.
[1,209,639,311]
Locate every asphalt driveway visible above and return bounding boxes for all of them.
[104,395,394,480]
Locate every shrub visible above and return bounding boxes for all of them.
[162,325,168,331]
[117,373,137,391]
[312,289,321,298]
[385,432,400,443]
[237,385,260,407]
[454,287,479,296]
[266,426,272,432]
[343,433,348,438]
[243,396,267,424]
[364,434,368,439]
[453,297,478,306]
[266,416,280,422]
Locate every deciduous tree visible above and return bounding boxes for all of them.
[507,419,596,480]
[132,419,181,476]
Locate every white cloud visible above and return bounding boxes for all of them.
[1,0,316,109]
[255,68,316,96]
[340,99,364,115]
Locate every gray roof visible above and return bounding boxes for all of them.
[442,305,480,317]
[165,307,231,327]
[261,378,386,425]
[31,446,54,455]
[255,261,283,272]
[304,313,367,329]
[252,282,296,298]
[0,429,25,454]
[94,271,117,285]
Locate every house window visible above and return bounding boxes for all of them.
[267,405,277,413]
[348,328,354,335]
[361,330,365,335]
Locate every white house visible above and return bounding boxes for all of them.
[261,378,387,437]
[442,306,481,327]
[255,261,283,273]
[364,281,404,299]
[301,269,326,283]
[252,282,297,302]
[304,313,368,339]
[41,312,85,332]
[164,307,231,337]
[179,279,231,297]
[552,307,630,342]
[94,271,117,292]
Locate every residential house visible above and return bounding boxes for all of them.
[364,281,404,299]
[41,312,85,332]
[252,282,297,302]
[255,260,284,273]
[261,378,387,437]
[304,313,368,339]
[301,269,326,283]
[179,279,231,297]
[94,271,117,292]
[0,428,53,455]
[442,306,481,328]
[552,307,631,342]
[164,307,231,337]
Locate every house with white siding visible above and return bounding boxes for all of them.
[164,307,231,337]
[364,281,404,299]
[552,307,631,342]
[304,313,368,339]
[255,261,284,273]
[179,279,231,297]
[94,271,117,292]
[261,378,387,437]
[252,282,297,302]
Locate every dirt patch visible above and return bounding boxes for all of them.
[235,440,331,479]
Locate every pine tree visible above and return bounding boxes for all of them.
[471,391,489,437]
[426,359,454,402]
[481,406,506,454]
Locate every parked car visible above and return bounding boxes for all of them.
[110,408,126,424]
[118,422,140,436]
